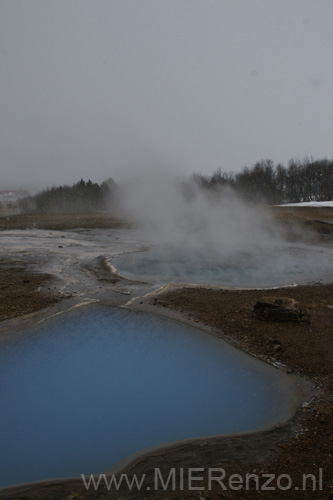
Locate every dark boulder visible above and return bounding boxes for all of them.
[254,296,302,322]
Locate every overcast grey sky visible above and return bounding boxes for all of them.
[1,0,332,190]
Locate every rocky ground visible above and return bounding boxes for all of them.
[0,258,59,322]
[0,208,332,499]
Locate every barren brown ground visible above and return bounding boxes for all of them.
[0,258,59,322]
[0,211,131,231]
[0,207,332,499]
[0,206,332,239]
[269,205,333,243]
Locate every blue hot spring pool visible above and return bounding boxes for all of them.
[0,305,302,487]
[111,243,333,287]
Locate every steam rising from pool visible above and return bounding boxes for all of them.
[118,172,279,254]
[114,173,333,286]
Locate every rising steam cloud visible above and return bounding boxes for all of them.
[112,171,333,287]
[116,171,280,256]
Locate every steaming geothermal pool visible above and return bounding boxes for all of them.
[112,242,333,286]
[0,305,302,487]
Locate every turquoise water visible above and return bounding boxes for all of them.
[112,244,333,286]
[0,306,298,487]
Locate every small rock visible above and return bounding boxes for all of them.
[271,339,282,351]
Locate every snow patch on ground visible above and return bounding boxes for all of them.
[278,201,333,207]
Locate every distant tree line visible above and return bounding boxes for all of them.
[17,157,332,214]
[18,178,117,213]
[191,157,333,204]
